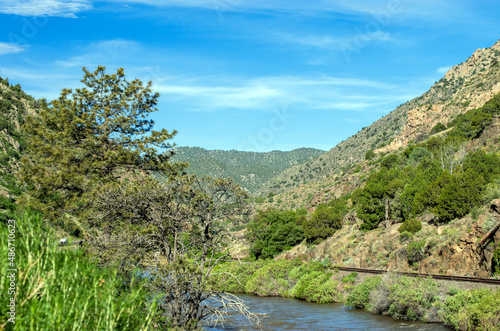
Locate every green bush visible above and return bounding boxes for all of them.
[365,149,376,160]
[409,147,430,164]
[430,122,447,135]
[290,271,329,300]
[245,259,300,296]
[386,276,439,322]
[434,169,485,222]
[381,154,399,169]
[441,288,500,330]
[345,276,382,309]
[246,209,305,259]
[399,231,414,242]
[303,203,343,243]
[312,278,342,303]
[398,219,422,234]
[0,153,9,164]
[407,240,426,263]
[449,92,500,140]
[341,272,358,284]
[493,244,500,276]
[212,260,266,293]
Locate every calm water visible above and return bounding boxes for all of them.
[205,294,449,331]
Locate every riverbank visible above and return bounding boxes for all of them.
[212,259,500,330]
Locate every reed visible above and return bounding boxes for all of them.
[0,212,157,330]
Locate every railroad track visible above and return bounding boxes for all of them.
[332,266,500,285]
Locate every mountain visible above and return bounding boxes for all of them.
[235,39,500,278]
[255,39,500,201]
[0,77,41,221]
[171,147,325,193]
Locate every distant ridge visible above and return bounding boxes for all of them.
[171,147,325,193]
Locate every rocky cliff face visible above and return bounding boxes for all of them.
[0,77,39,203]
[378,40,500,154]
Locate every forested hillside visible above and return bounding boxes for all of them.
[171,146,324,193]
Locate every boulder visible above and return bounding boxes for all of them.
[490,199,500,214]
[419,213,437,224]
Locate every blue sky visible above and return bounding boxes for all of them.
[1,0,499,152]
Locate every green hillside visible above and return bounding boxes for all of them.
[171,146,325,193]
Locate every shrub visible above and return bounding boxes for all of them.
[398,219,422,234]
[290,271,328,300]
[341,272,358,284]
[212,260,266,293]
[407,240,426,263]
[309,278,342,303]
[303,203,343,243]
[409,147,430,164]
[493,244,500,276]
[246,209,305,259]
[386,276,439,322]
[245,259,300,296]
[365,149,376,160]
[0,153,9,164]
[345,276,382,309]
[430,122,447,135]
[380,154,399,169]
[441,288,500,330]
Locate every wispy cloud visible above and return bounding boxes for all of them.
[436,65,453,74]
[105,0,469,22]
[154,74,409,112]
[55,39,142,67]
[278,31,392,50]
[0,0,92,18]
[0,42,27,55]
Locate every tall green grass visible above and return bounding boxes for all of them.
[0,212,156,330]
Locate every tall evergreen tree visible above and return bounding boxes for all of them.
[20,66,183,222]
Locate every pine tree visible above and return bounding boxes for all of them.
[20,66,183,222]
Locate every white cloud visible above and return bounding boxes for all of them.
[55,39,142,67]
[105,0,469,23]
[0,42,26,55]
[436,65,453,74]
[154,74,408,112]
[0,0,92,18]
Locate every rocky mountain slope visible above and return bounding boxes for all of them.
[171,146,324,193]
[0,77,41,221]
[255,39,500,200]
[277,200,500,278]
[235,39,500,278]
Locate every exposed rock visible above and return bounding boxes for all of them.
[342,210,357,225]
[310,194,322,206]
[419,213,437,224]
[425,239,490,277]
[491,199,500,214]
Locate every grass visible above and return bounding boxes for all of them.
[0,212,157,330]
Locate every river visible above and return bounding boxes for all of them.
[205,294,449,331]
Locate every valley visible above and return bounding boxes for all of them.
[1,35,500,331]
